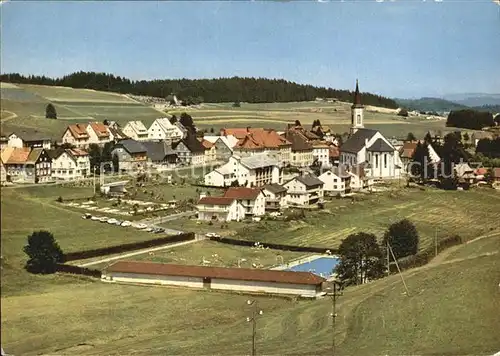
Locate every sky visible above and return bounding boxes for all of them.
[1,1,499,99]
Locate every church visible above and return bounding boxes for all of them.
[339,80,402,179]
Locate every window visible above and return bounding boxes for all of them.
[357,114,361,124]
[384,154,387,168]
[375,154,379,168]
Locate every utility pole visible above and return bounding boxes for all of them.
[388,242,410,297]
[326,281,343,356]
[386,240,390,276]
[246,300,263,356]
[93,166,96,195]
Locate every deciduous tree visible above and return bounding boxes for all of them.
[383,219,419,259]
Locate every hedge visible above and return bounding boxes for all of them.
[55,263,101,278]
[64,233,195,261]
[391,234,463,272]
[209,236,337,254]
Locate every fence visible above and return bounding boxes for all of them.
[209,236,337,254]
[55,263,101,278]
[64,232,195,261]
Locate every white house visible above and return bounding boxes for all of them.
[262,184,288,211]
[197,187,266,222]
[283,174,324,206]
[50,148,91,181]
[122,121,149,141]
[102,261,326,298]
[61,122,112,147]
[204,154,282,187]
[312,141,330,168]
[318,166,352,196]
[148,118,185,142]
[340,81,402,180]
[7,131,52,150]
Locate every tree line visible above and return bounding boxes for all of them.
[446,109,496,130]
[1,71,399,108]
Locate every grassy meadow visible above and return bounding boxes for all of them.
[233,187,500,251]
[1,83,453,140]
[2,233,498,355]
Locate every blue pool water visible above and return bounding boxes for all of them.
[286,257,339,278]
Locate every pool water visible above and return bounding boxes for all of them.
[286,257,339,278]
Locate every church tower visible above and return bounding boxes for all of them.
[350,79,364,136]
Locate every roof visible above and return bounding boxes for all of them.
[399,142,418,159]
[180,135,206,153]
[203,135,238,149]
[105,261,326,285]
[239,154,280,169]
[68,148,88,157]
[108,126,127,140]
[223,187,263,200]
[67,124,90,139]
[221,128,291,150]
[89,122,110,138]
[0,147,15,163]
[292,174,324,187]
[340,128,379,153]
[367,138,394,152]
[198,196,235,206]
[200,139,214,149]
[352,79,363,109]
[283,130,313,151]
[263,183,287,194]
[154,118,176,132]
[329,166,351,178]
[474,167,488,176]
[142,141,177,161]
[8,130,51,142]
[27,148,44,163]
[125,121,148,134]
[115,139,147,154]
[6,147,31,164]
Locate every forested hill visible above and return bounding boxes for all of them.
[395,97,468,112]
[0,72,398,108]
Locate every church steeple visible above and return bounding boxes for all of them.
[350,79,364,136]
[352,79,362,108]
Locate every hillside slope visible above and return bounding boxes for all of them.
[395,97,467,112]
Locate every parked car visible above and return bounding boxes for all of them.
[133,223,148,229]
[99,216,109,222]
[121,221,132,227]
[91,216,100,221]
[113,220,123,226]
[205,232,220,238]
[107,218,118,224]
[153,227,165,234]
[81,213,92,220]
[145,227,154,232]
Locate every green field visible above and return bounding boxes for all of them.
[233,188,500,251]
[1,83,453,140]
[2,233,498,355]
[111,240,307,269]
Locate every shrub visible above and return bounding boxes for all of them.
[23,231,64,274]
[56,196,63,203]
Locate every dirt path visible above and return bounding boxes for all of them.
[1,110,18,122]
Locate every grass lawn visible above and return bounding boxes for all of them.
[0,186,182,296]
[116,240,308,269]
[2,237,498,355]
[18,84,137,103]
[234,188,500,250]
[444,232,500,262]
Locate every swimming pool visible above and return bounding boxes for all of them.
[286,257,339,278]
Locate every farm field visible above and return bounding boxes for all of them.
[234,187,500,250]
[1,83,453,141]
[2,234,498,355]
[111,240,307,270]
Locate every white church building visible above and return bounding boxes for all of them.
[339,80,402,179]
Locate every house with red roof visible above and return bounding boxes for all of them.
[196,187,265,222]
[48,148,90,181]
[61,122,113,148]
[220,127,292,166]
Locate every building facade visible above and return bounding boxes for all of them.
[283,174,324,206]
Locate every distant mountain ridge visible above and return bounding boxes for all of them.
[441,93,500,107]
[394,97,468,113]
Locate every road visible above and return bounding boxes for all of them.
[135,211,197,234]
[78,236,205,268]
